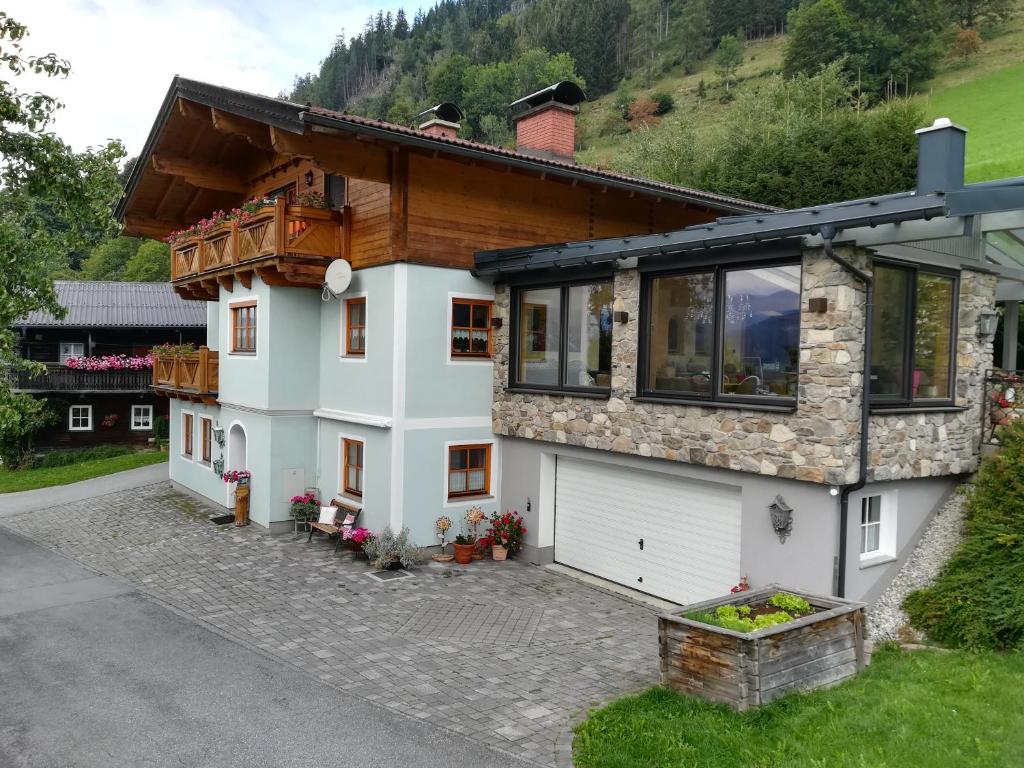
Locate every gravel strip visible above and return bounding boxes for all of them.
[868,486,970,641]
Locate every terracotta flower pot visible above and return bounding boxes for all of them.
[452,543,474,565]
[492,544,508,561]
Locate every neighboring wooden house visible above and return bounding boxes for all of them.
[11,281,206,446]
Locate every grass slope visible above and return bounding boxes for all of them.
[574,647,1024,768]
[0,451,167,493]
[577,10,1024,183]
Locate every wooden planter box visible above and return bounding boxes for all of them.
[659,585,867,711]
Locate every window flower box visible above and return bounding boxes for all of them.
[658,585,866,711]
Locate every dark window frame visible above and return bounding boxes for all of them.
[509,278,614,396]
[870,259,959,409]
[637,259,803,409]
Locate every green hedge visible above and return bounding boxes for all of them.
[904,420,1024,650]
[27,444,135,469]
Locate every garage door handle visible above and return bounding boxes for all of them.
[638,538,644,551]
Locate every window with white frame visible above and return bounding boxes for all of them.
[69,404,92,431]
[860,492,897,561]
[131,405,154,431]
[59,342,85,365]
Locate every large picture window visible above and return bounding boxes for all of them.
[641,263,801,404]
[871,263,957,405]
[512,280,613,392]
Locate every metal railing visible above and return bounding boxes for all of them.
[983,368,1024,444]
[7,365,153,392]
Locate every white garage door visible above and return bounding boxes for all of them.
[554,456,742,605]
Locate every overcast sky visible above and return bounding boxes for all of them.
[7,0,419,158]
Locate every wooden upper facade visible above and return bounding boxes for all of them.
[118,78,771,300]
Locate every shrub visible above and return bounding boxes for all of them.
[626,97,661,129]
[904,419,1024,649]
[28,444,135,469]
[362,526,423,569]
[951,28,982,60]
[595,111,629,138]
[0,393,58,467]
[650,91,675,116]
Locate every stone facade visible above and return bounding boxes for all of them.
[866,268,997,481]
[491,249,997,486]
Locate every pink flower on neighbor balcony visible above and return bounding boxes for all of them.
[64,354,153,371]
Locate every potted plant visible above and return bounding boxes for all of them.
[465,506,487,560]
[289,492,319,532]
[488,510,526,561]
[362,526,423,570]
[432,515,454,562]
[452,532,476,565]
[344,526,372,554]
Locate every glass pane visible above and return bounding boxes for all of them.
[720,266,801,398]
[467,469,486,492]
[517,288,561,386]
[449,471,466,493]
[913,273,955,400]
[566,282,613,388]
[347,467,360,491]
[871,265,910,398]
[468,447,487,468]
[452,302,471,327]
[452,329,469,353]
[472,303,489,328]
[648,272,715,397]
[470,330,488,353]
[449,449,467,470]
[349,301,364,326]
[864,524,880,553]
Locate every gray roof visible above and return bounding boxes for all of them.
[15,281,207,328]
[474,177,1024,277]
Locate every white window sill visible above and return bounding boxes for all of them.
[859,554,897,570]
[445,494,494,508]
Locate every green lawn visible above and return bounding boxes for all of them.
[574,647,1024,768]
[0,451,167,493]
[923,62,1024,182]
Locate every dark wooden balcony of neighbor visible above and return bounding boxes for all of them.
[8,366,153,393]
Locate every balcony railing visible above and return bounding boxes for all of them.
[983,368,1024,444]
[7,365,153,392]
[153,348,219,403]
[170,197,344,282]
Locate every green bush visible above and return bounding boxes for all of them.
[650,91,675,116]
[27,444,135,469]
[904,419,1024,650]
[153,414,169,441]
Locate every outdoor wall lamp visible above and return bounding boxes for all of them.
[304,170,314,187]
[212,457,225,475]
[768,495,793,544]
[213,425,226,447]
[979,309,999,337]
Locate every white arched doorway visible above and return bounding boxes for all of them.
[228,423,247,472]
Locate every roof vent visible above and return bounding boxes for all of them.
[417,102,464,140]
[915,117,967,195]
[510,81,587,162]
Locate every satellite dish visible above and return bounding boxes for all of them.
[324,259,352,297]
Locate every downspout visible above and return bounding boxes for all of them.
[818,225,873,598]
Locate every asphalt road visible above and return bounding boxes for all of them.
[0,529,528,768]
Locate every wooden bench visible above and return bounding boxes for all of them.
[306,500,361,553]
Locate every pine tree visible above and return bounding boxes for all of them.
[679,0,712,71]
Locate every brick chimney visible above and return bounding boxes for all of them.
[417,102,464,140]
[510,81,587,162]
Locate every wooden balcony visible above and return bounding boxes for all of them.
[8,365,153,393]
[171,197,347,300]
[153,348,219,404]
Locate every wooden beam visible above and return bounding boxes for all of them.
[122,216,182,239]
[210,108,273,151]
[217,275,234,293]
[177,98,207,122]
[151,153,248,193]
[390,148,408,261]
[270,127,390,184]
[237,270,253,290]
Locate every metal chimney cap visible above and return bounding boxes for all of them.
[916,116,968,135]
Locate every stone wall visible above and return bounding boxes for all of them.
[491,250,997,486]
[866,268,996,480]
[492,248,867,486]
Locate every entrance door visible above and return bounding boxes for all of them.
[554,457,742,604]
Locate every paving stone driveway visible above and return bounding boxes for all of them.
[1,482,661,766]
